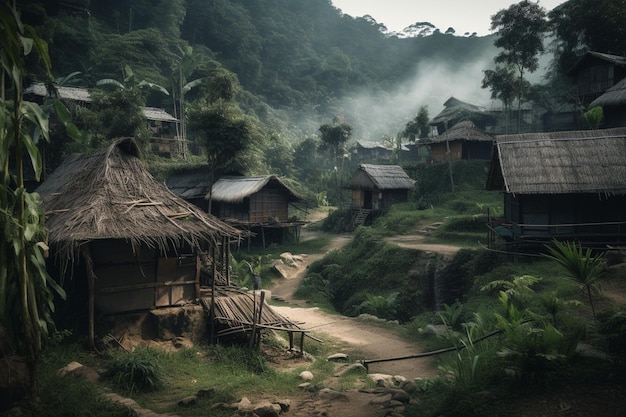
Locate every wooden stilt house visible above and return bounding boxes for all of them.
[486,128,626,248]
[346,164,415,226]
[423,120,494,163]
[36,138,244,346]
[209,175,307,247]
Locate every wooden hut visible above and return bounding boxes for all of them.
[485,128,626,248]
[424,120,494,163]
[166,165,212,212]
[36,138,243,345]
[209,175,307,247]
[589,77,626,128]
[346,164,415,226]
[430,97,496,135]
[567,51,626,109]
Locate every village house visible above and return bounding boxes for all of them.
[485,127,626,249]
[422,119,494,163]
[209,175,307,247]
[430,96,496,135]
[36,138,244,347]
[346,164,415,226]
[589,77,626,128]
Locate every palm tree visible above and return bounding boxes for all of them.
[543,240,606,318]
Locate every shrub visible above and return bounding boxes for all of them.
[103,348,165,393]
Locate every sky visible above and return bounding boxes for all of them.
[331,0,565,36]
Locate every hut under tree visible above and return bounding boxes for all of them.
[36,138,250,348]
[589,77,626,128]
[346,164,415,227]
[485,128,626,249]
[209,175,308,248]
[430,96,496,135]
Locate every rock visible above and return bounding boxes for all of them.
[236,397,253,413]
[196,388,215,398]
[369,373,395,388]
[275,399,291,412]
[333,362,366,377]
[425,324,447,336]
[172,337,193,349]
[299,370,314,381]
[318,388,349,402]
[253,400,280,417]
[177,396,197,407]
[388,388,410,403]
[326,353,349,362]
[369,393,392,405]
[58,361,100,383]
[298,382,316,392]
[400,380,418,394]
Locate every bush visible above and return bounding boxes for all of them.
[103,348,165,393]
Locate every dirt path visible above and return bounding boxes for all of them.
[269,228,439,380]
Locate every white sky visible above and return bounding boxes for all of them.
[331,0,565,36]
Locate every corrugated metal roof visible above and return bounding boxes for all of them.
[210,175,301,203]
[486,128,626,195]
[24,82,92,102]
[347,164,415,190]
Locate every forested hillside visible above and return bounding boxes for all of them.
[18,0,497,143]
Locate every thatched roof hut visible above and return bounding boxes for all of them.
[430,97,495,135]
[486,128,626,246]
[487,128,626,195]
[589,78,626,128]
[37,138,244,345]
[38,138,241,263]
[346,164,415,224]
[423,120,494,162]
[209,175,305,247]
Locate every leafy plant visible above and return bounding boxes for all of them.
[543,240,606,318]
[104,348,165,393]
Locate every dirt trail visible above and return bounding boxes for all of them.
[269,227,439,380]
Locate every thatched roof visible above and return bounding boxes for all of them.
[589,77,626,108]
[166,166,212,200]
[36,138,242,262]
[567,51,626,76]
[486,128,626,195]
[143,107,178,122]
[426,120,493,144]
[210,175,302,204]
[24,82,92,103]
[346,164,415,190]
[430,97,494,126]
[355,140,409,152]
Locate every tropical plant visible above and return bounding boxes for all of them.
[103,348,165,393]
[0,2,66,390]
[543,240,606,318]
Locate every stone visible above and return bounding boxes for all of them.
[333,362,366,377]
[275,399,291,412]
[237,397,253,413]
[369,393,392,405]
[58,361,100,383]
[177,396,197,407]
[196,388,215,398]
[299,370,314,381]
[388,388,410,403]
[425,324,447,336]
[318,388,349,402]
[326,353,349,362]
[368,373,395,387]
[400,380,418,394]
[253,400,280,417]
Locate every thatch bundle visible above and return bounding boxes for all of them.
[427,120,493,144]
[487,128,626,194]
[37,138,242,263]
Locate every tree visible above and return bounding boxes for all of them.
[482,66,518,134]
[549,0,626,73]
[489,0,548,132]
[188,99,253,211]
[318,116,352,209]
[401,105,430,142]
[0,2,65,394]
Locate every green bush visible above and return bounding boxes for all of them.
[103,348,165,393]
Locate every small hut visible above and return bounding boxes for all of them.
[423,120,494,163]
[209,175,307,247]
[166,165,213,212]
[36,138,243,346]
[430,97,496,135]
[346,164,415,226]
[567,51,626,109]
[485,128,626,248]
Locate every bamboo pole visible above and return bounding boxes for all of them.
[80,245,97,350]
